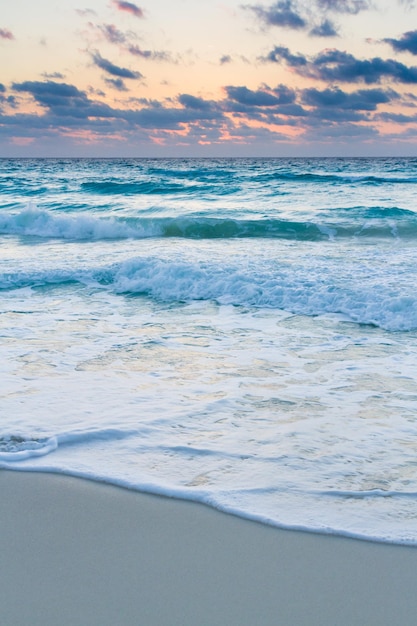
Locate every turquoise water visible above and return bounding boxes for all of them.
[1,157,417,543]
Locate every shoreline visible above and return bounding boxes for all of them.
[1,469,417,626]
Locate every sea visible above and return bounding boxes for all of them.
[1,157,417,544]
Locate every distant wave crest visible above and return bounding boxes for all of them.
[80,179,240,196]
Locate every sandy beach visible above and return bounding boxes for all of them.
[1,469,417,626]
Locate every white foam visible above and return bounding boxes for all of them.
[0,207,158,240]
[0,436,58,461]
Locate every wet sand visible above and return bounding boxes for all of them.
[1,470,417,626]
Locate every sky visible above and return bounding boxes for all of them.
[1,0,417,156]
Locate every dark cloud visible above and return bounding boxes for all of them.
[302,86,397,110]
[305,121,379,140]
[13,81,85,102]
[225,84,296,106]
[244,0,371,37]
[384,30,417,55]
[246,1,306,29]
[91,51,143,79]
[264,46,417,84]
[220,55,232,65]
[123,105,223,129]
[88,86,106,97]
[11,80,116,119]
[262,45,307,65]
[8,80,223,136]
[315,0,370,14]
[41,72,65,79]
[377,111,417,123]
[127,44,172,62]
[265,104,307,118]
[310,19,338,37]
[0,83,16,111]
[178,94,215,111]
[3,74,414,153]
[104,78,128,91]
[222,82,396,128]
[0,28,14,40]
[313,49,417,83]
[112,1,144,18]
[226,85,284,106]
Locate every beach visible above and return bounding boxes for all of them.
[2,470,417,626]
[2,157,417,623]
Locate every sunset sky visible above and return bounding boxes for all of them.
[1,0,417,156]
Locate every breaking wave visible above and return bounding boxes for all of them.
[1,255,416,331]
[1,208,417,241]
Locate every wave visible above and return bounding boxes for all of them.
[78,163,417,190]
[80,179,240,196]
[2,208,417,242]
[254,171,417,185]
[3,431,417,545]
[1,256,416,331]
[0,428,137,462]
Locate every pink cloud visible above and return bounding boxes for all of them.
[112,1,144,18]
[11,137,34,146]
[0,28,14,40]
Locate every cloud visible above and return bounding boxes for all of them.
[126,44,172,62]
[4,75,414,154]
[312,49,417,83]
[305,120,379,140]
[245,1,306,29]
[8,79,223,134]
[315,0,370,14]
[262,45,308,65]
[243,0,371,36]
[122,104,224,129]
[309,19,338,37]
[0,83,17,111]
[91,51,143,79]
[11,80,118,121]
[225,84,296,106]
[222,82,397,128]
[75,8,97,17]
[112,1,144,18]
[41,72,65,79]
[220,55,232,65]
[104,78,129,91]
[98,23,127,45]
[377,111,417,123]
[0,28,14,40]
[178,94,215,111]
[301,86,397,110]
[384,30,417,55]
[13,80,85,102]
[264,46,417,84]
[93,23,173,62]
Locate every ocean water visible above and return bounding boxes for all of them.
[1,157,417,544]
